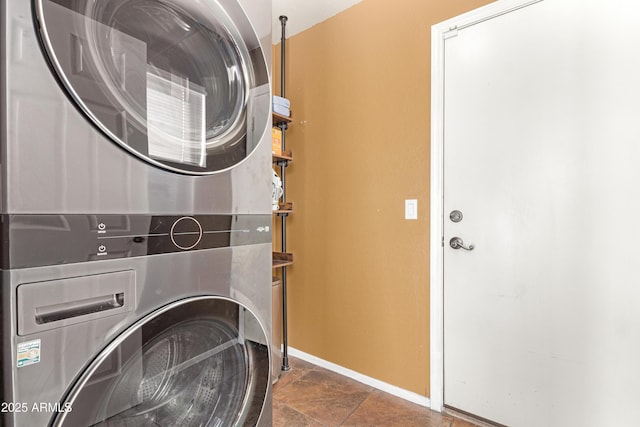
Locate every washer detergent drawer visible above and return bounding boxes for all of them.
[17,270,136,336]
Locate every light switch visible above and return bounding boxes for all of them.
[405,199,418,220]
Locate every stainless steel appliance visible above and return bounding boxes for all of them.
[2,215,272,426]
[2,0,271,214]
[1,0,272,425]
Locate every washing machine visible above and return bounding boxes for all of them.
[2,226,272,427]
[1,0,273,425]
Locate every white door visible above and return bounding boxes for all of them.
[442,1,640,426]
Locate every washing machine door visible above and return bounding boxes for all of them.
[34,0,270,174]
[51,297,270,426]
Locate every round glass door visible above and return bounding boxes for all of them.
[51,297,270,426]
[35,0,269,174]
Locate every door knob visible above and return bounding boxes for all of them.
[449,237,474,251]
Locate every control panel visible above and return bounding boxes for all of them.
[3,214,271,269]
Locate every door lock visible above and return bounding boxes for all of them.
[450,237,474,251]
[449,210,463,223]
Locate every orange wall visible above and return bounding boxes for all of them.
[272,0,494,397]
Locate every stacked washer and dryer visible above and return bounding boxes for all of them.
[1,0,273,425]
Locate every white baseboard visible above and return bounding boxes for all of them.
[286,347,431,408]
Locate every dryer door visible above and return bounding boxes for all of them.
[34,0,270,174]
[51,297,270,426]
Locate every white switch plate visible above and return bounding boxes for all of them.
[405,199,418,220]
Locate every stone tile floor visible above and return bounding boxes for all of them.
[272,357,478,427]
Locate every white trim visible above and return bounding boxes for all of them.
[429,0,545,414]
[288,347,430,408]
[429,17,445,412]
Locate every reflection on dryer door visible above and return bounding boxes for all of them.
[36,0,270,174]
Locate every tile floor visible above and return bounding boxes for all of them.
[272,357,478,427]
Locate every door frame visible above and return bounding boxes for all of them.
[429,0,543,412]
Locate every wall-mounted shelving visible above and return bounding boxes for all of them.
[273,201,294,216]
[273,15,292,372]
[272,251,294,268]
[273,151,293,166]
[273,112,291,126]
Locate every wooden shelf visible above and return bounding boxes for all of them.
[273,150,293,163]
[272,252,294,269]
[272,112,292,126]
[273,202,293,216]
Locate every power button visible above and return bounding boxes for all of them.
[170,217,203,250]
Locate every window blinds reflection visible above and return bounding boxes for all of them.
[146,70,206,167]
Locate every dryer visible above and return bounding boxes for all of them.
[1,0,273,425]
[2,0,272,215]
